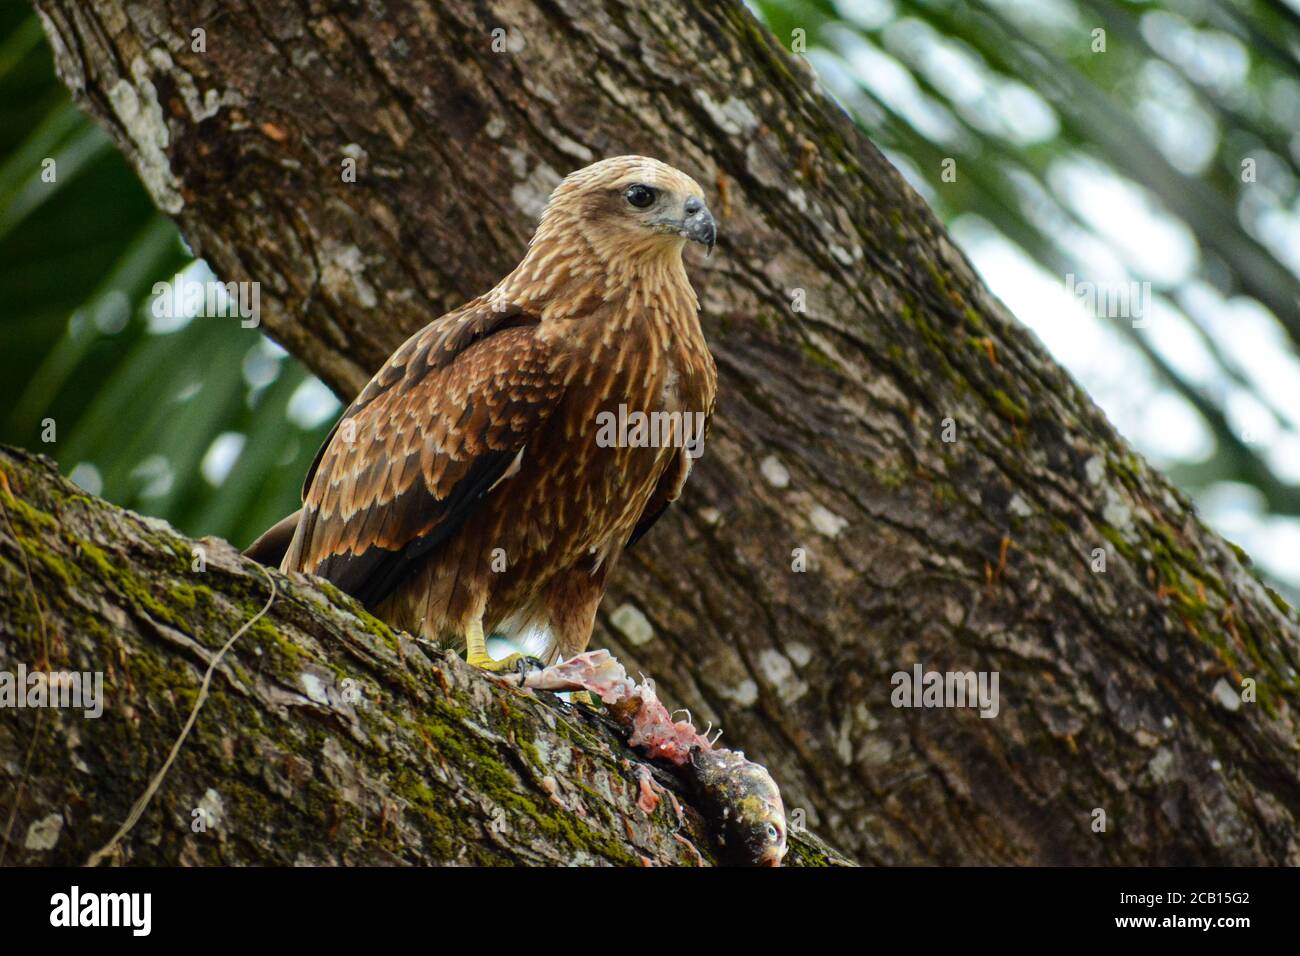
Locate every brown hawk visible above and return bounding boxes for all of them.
[246,156,718,672]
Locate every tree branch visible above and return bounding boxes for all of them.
[0,448,848,866]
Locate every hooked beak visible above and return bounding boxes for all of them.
[682,197,716,256]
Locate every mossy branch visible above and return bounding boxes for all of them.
[0,448,850,866]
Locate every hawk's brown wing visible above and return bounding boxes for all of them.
[284,302,562,608]
[626,398,715,549]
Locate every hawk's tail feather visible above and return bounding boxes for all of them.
[243,509,303,568]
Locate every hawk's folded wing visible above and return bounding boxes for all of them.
[626,396,714,549]
[283,302,562,608]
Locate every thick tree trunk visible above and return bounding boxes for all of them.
[0,448,848,865]
[27,0,1300,865]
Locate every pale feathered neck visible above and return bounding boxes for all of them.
[493,211,697,325]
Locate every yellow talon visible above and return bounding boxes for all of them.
[467,650,540,673]
[463,619,542,674]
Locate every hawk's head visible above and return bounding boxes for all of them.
[537,156,716,261]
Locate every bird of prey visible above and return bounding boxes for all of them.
[246,156,718,673]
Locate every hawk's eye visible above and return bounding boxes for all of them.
[624,184,657,208]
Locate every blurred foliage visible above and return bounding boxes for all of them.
[2,1,1298,589]
[0,6,333,548]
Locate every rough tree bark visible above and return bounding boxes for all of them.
[0,448,848,865]
[23,0,1300,865]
